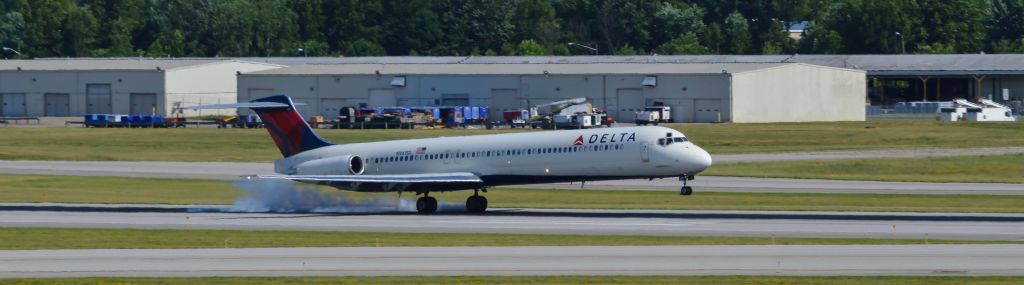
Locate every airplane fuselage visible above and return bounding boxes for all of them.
[276,126,712,191]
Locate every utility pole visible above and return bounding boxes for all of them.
[894,32,905,54]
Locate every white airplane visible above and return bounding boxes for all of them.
[196,95,712,214]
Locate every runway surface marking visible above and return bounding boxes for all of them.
[2,245,1022,277]
[2,204,1022,241]
[1,159,1021,195]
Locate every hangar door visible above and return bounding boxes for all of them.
[490,89,519,111]
[369,88,396,107]
[1,93,26,116]
[130,93,157,115]
[694,99,722,123]
[44,93,70,116]
[86,84,112,114]
[616,88,644,118]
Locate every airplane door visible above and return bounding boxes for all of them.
[640,143,650,162]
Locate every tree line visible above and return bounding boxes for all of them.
[2,0,1023,58]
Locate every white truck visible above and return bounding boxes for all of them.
[635,105,672,126]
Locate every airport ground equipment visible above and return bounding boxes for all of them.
[530,97,608,129]
[938,99,1016,122]
[635,102,673,125]
[216,114,263,128]
[83,114,185,128]
[333,107,413,129]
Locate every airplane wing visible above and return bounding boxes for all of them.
[251,172,484,192]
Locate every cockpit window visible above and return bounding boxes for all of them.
[673,137,688,143]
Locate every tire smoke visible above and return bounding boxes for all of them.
[228,177,464,213]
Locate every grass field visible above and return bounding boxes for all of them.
[2,276,1022,285]
[706,154,1024,184]
[3,174,1022,213]
[2,227,1005,250]
[1,119,1021,161]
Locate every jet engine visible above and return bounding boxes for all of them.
[292,155,365,175]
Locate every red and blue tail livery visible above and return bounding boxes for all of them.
[249,95,333,157]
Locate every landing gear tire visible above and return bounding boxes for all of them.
[466,195,488,213]
[416,196,438,214]
[680,186,693,196]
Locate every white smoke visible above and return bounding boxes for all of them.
[227,177,464,213]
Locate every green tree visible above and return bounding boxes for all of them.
[516,39,547,55]
[62,2,98,56]
[435,0,515,55]
[615,43,639,55]
[832,0,924,54]
[654,32,708,55]
[987,0,1024,51]
[381,0,441,55]
[512,0,560,47]
[919,0,986,53]
[0,8,26,58]
[652,2,706,47]
[915,42,956,54]
[723,11,750,54]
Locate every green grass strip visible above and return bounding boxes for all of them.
[0,227,1015,250]
[706,154,1024,184]
[3,174,1023,213]
[2,276,1023,285]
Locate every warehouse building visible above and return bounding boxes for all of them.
[238,62,865,123]
[261,54,1023,106]
[0,59,281,117]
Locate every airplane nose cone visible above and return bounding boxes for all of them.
[691,147,713,174]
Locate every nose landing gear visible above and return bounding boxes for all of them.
[680,175,694,196]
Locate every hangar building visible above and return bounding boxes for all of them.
[238,62,865,123]
[0,59,280,117]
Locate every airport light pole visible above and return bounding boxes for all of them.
[2,47,22,57]
[895,32,905,54]
[568,42,598,55]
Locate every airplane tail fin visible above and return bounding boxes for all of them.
[191,95,333,157]
[249,95,333,157]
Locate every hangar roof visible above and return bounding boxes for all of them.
[233,54,1024,76]
[246,62,803,76]
[0,59,280,71]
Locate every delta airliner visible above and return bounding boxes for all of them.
[196,95,712,214]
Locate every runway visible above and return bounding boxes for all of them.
[2,245,1022,277]
[3,204,1023,241]
[2,159,1021,195]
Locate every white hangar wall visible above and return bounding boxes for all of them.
[731,64,866,123]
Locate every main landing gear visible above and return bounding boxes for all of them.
[680,175,694,196]
[466,188,488,214]
[416,193,438,214]
[415,189,489,214]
